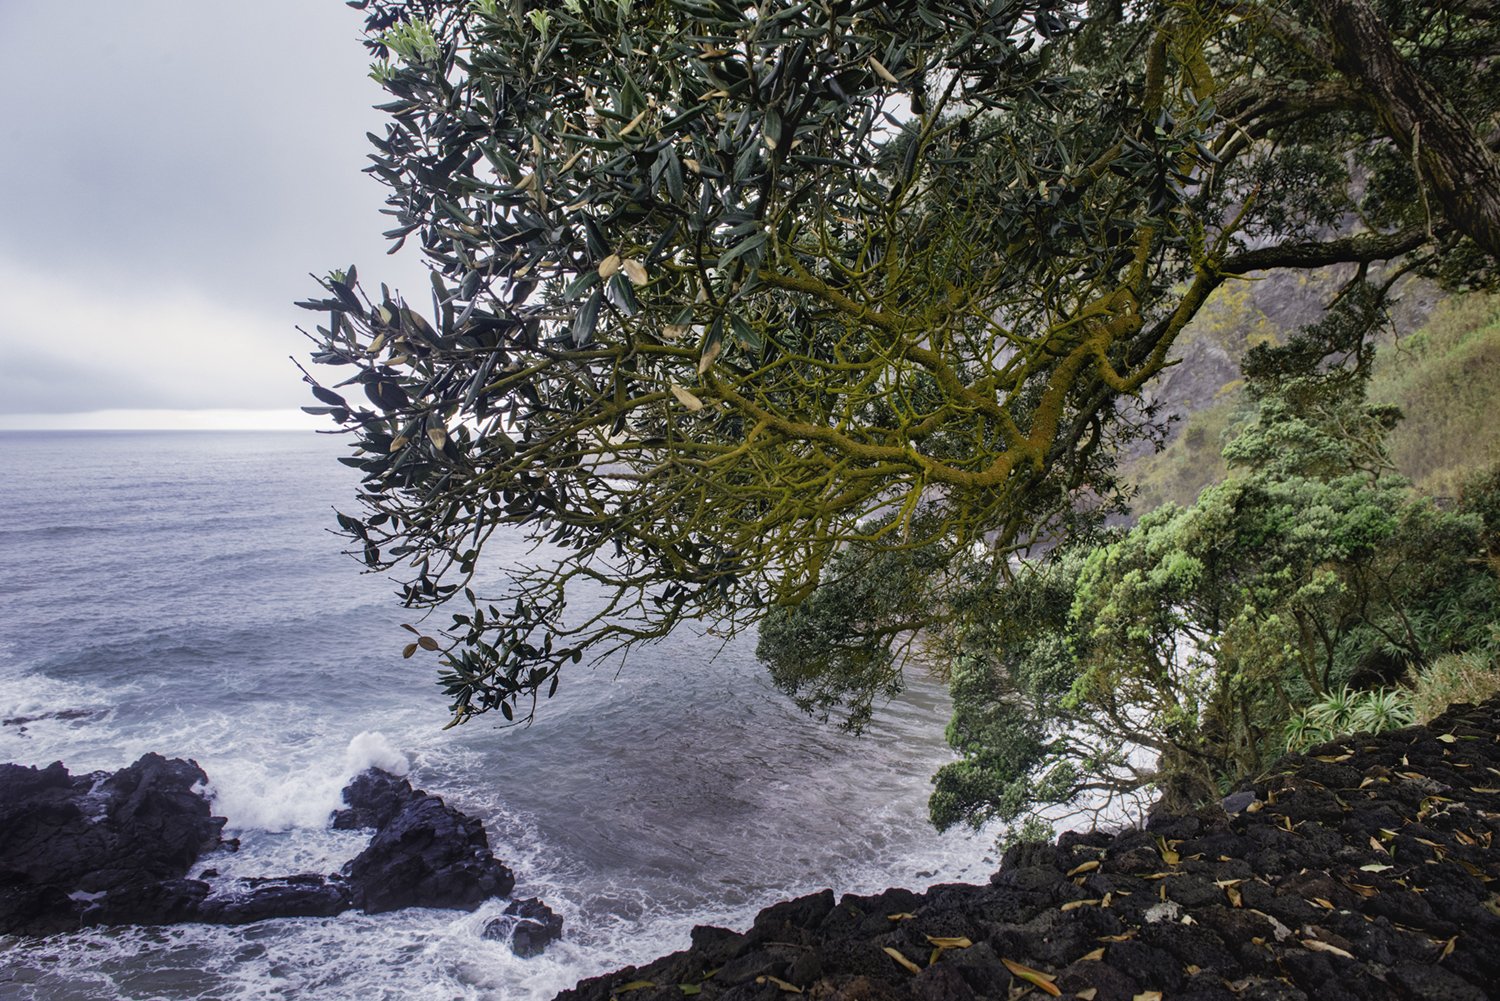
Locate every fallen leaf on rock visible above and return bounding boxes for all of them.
[1360,864,1393,873]
[1133,993,1164,1001]
[1081,948,1106,961]
[1002,959,1062,996]
[1077,991,1098,1001]
[1301,939,1355,959]
[1185,964,1201,975]
[1099,931,1137,942]
[926,936,973,949]
[1438,733,1458,744]
[1067,860,1101,877]
[887,912,916,921]
[1312,897,1334,909]
[883,947,922,976]
[756,976,803,994]
[1370,836,1389,854]
[679,986,701,996]
[1441,936,1457,959]
[1061,899,1101,911]
[1225,884,1244,908]
[617,981,656,992]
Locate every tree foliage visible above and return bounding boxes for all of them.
[301,0,1500,724]
[929,305,1500,840]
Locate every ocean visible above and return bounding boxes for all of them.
[0,430,994,1000]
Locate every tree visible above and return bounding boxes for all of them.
[301,0,1499,725]
[928,302,1500,841]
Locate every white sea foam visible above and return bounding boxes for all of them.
[205,731,411,833]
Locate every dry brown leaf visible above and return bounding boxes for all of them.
[1099,932,1137,942]
[1225,885,1243,908]
[1156,837,1180,864]
[669,384,703,411]
[698,337,723,375]
[868,56,900,84]
[1185,964,1202,975]
[1061,899,1101,912]
[1441,936,1457,959]
[1370,836,1389,854]
[1080,948,1106,962]
[1066,860,1101,877]
[925,936,973,949]
[1312,897,1334,910]
[1076,991,1097,1001]
[1133,993,1164,1001]
[1002,959,1061,996]
[598,253,622,278]
[882,947,921,976]
[887,912,916,922]
[1301,939,1354,959]
[755,976,803,994]
[621,258,648,286]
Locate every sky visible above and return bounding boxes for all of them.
[0,1,430,429]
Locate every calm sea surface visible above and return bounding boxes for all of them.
[0,431,992,1000]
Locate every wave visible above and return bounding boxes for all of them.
[204,731,411,834]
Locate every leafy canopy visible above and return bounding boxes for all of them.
[301,0,1500,724]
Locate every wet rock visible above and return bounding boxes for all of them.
[483,896,564,958]
[331,768,418,830]
[0,754,226,934]
[197,874,353,924]
[344,792,514,913]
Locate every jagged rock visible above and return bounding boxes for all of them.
[483,896,564,958]
[331,768,418,830]
[344,791,515,913]
[1,758,527,934]
[0,754,226,934]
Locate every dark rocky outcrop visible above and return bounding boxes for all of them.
[485,896,566,958]
[343,785,515,913]
[331,768,420,831]
[0,753,226,934]
[0,758,540,943]
[556,698,1500,1001]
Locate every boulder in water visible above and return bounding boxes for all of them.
[343,790,515,913]
[484,896,564,958]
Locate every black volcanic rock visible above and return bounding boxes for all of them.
[331,768,419,830]
[1,757,528,934]
[344,788,515,913]
[0,753,226,934]
[554,698,1500,1001]
[484,896,565,958]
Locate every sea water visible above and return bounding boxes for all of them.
[0,431,993,1000]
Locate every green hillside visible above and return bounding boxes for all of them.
[1123,291,1500,511]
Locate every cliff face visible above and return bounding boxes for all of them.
[556,698,1500,1001]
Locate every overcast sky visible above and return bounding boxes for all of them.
[0,1,430,428]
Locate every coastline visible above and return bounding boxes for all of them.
[552,698,1500,1001]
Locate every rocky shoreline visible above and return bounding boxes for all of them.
[556,698,1500,1001]
[0,757,561,957]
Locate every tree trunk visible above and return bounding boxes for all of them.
[1319,0,1500,259]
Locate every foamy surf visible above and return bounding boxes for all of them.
[203,731,411,833]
